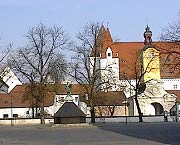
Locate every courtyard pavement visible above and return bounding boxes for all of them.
[0,122,179,145]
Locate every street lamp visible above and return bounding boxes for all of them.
[125,97,127,125]
[175,101,179,122]
[121,86,128,125]
[10,94,13,126]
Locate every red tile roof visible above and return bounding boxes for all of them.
[0,84,125,108]
[0,84,54,108]
[99,27,180,79]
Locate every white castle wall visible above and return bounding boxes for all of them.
[161,78,180,90]
[0,67,22,93]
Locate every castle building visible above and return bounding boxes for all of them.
[0,25,179,121]
[90,25,180,116]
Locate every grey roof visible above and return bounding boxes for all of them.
[54,102,86,117]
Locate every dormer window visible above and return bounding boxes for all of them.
[106,47,112,59]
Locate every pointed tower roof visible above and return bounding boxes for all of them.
[96,24,106,46]
[90,24,113,57]
[102,27,113,49]
[90,24,106,57]
[105,28,113,43]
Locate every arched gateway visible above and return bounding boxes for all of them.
[151,102,164,115]
[128,80,176,116]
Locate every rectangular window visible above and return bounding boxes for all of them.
[173,84,177,90]
[3,114,8,118]
[75,97,78,102]
[13,114,18,118]
[61,97,65,102]
[108,67,112,75]
[123,72,127,76]
[108,53,111,57]
[121,59,126,63]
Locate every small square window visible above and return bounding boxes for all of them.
[60,97,65,102]
[108,53,111,57]
[13,114,18,118]
[75,97,78,102]
[3,114,8,118]
[173,84,177,90]
[124,72,127,76]
[122,59,126,63]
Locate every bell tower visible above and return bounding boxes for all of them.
[142,26,161,82]
[144,25,152,45]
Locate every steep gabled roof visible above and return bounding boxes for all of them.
[104,28,113,44]
[91,25,113,57]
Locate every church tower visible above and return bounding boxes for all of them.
[142,26,161,82]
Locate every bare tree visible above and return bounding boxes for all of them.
[22,83,41,118]
[160,14,180,75]
[9,23,69,124]
[0,44,11,92]
[67,22,115,123]
[96,100,117,117]
[120,47,160,122]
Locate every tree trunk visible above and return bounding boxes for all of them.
[39,83,45,124]
[35,105,38,118]
[32,106,35,118]
[40,104,45,124]
[90,107,96,123]
[134,94,143,122]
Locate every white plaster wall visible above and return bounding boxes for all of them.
[0,67,22,93]
[146,104,155,115]
[0,94,87,119]
[119,80,136,98]
[101,58,119,79]
[89,57,101,76]
[44,106,54,116]
[79,101,88,114]
[0,106,60,119]
[53,94,80,114]
[0,119,54,125]
[86,116,170,123]
[100,56,119,91]
[161,78,180,90]
[0,108,32,118]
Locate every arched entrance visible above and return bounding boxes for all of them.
[151,102,164,115]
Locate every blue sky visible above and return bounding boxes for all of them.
[0,0,180,48]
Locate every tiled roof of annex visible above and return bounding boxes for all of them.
[0,83,126,108]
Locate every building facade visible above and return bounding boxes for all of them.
[90,25,180,116]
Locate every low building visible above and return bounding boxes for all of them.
[0,83,126,119]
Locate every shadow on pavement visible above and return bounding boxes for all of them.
[95,122,180,145]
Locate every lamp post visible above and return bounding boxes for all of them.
[121,85,128,125]
[10,94,13,126]
[125,96,127,125]
[176,102,179,122]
